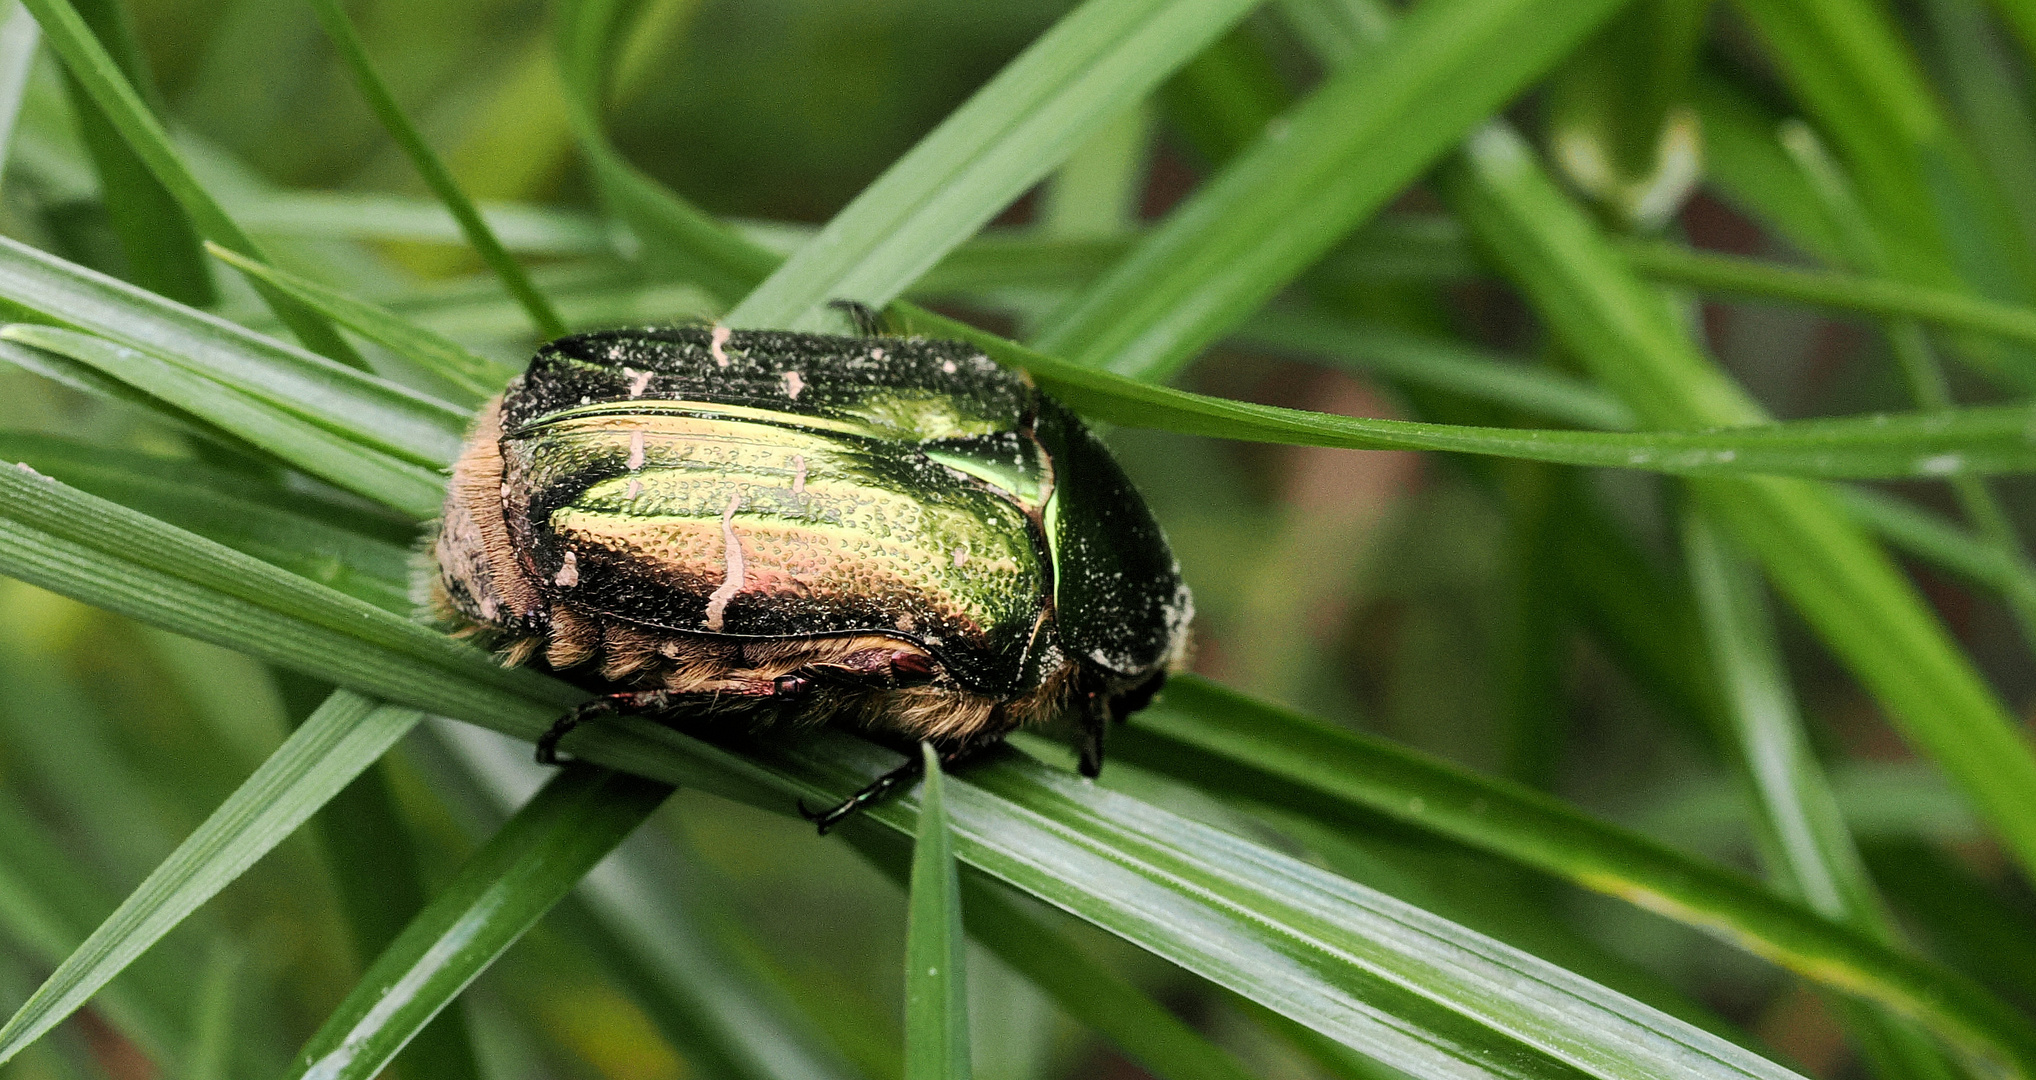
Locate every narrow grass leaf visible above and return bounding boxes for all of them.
[904,305,2036,480]
[54,0,211,306]
[305,0,565,340]
[0,235,467,466]
[1446,119,2036,897]
[227,191,611,255]
[0,690,422,1066]
[283,765,670,1080]
[0,324,446,518]
[842,827,1263,1080]
[724,0,1257,330]
[15,0,361,363]
[0,461,576,723]
[0,2,39,162]
[1683,514,1966,1080]
[1109,677,2036,1078]
[207,244,516,400]
[1839,487,2036,613]
[184,944,238,1080]
[1029,0,1626,381]
[904,743,969,1080]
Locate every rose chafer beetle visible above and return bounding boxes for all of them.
[424,324,1192,829]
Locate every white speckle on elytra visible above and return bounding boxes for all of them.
[554,550,579,587]
[1918,453,1963,476]
[791,455,807,494]
[952,545,968,567]
[579,395,591,405]
[710,325,732,368]
[627,428,646,471]
[941,359,956,374]
[870,347,885,361]
[625,477,642,499]
[783,371,806,399]
[703,492,745,631]
[896,612,916,633]
[624,367,653,397]
[500,482,512,499]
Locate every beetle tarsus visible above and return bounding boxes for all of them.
[535,692,667,765]
[800,756,924,834]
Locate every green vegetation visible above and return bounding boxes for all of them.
[1,0,2036,1078]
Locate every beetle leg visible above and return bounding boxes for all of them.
[798,732,1007,835]
[535,690,671,765]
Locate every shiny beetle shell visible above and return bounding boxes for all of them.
[424,326,1192,762]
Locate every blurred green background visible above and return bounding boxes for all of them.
[2,0,2036,1078]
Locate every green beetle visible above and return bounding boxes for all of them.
[425,325,1192,829]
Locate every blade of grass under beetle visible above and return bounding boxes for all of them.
[53,0,212,307]
[183,943,237,1080]
[0,690,422,1066]
[0,462,577,724]
[1444,119,2036,898]
[0,337,265,454]
[207,244,516,401]
[282,765,670,1080]
[840,825,1263,1080]
[603,725,1797,1080]
[904,743,970,1080]
[1107,676,2036,1077]
[1683,513,1966,1080]
[0,235,467,467]
[724,0,1258,330]
[14,0,363,365]
[0,324,446,518]
[1026,0,1626,382]
[305,0,564,340]
[0,457,1999,1079]
[0,2,38,165]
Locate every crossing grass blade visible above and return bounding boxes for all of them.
[281,765,670,1080]
[903,744,970,1080]
[304,0,565,340]
[723,0,1259,331]
[53,0,211,307]
[1107,676,2036,1078]
[0,324,446,517]
[0,235,468,467]
[207,244,516,401]
[1444,119,2036,898]
[13,0,364,364]
[0,690,423,1066]
[1026,0,1627,382]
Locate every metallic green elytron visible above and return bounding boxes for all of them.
[425,325,1192,828]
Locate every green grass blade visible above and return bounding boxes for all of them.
[723,0,1257,331]
[305,0,565,340]
[1445,120,2036,897]
[1839,487,2036,614]
[1109,677,2036,1077]
[841,826,1262,1080]
[0,324,446,517]
[54,0,212,307]
[0,690,422,1066]
[0,2,39,164]
[0,235,468,467]
[283,765,670,1080]
[184,944,238,1080]
[207,244,515,401]
[904,743,969,1080]
[1028,0,1626,382]
[1682,512,1965,1080]
[0,461,575,723]
[227,191,611,255]
[15,0,362,365]
[553,0,777,304]
[902,305,2036,480]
